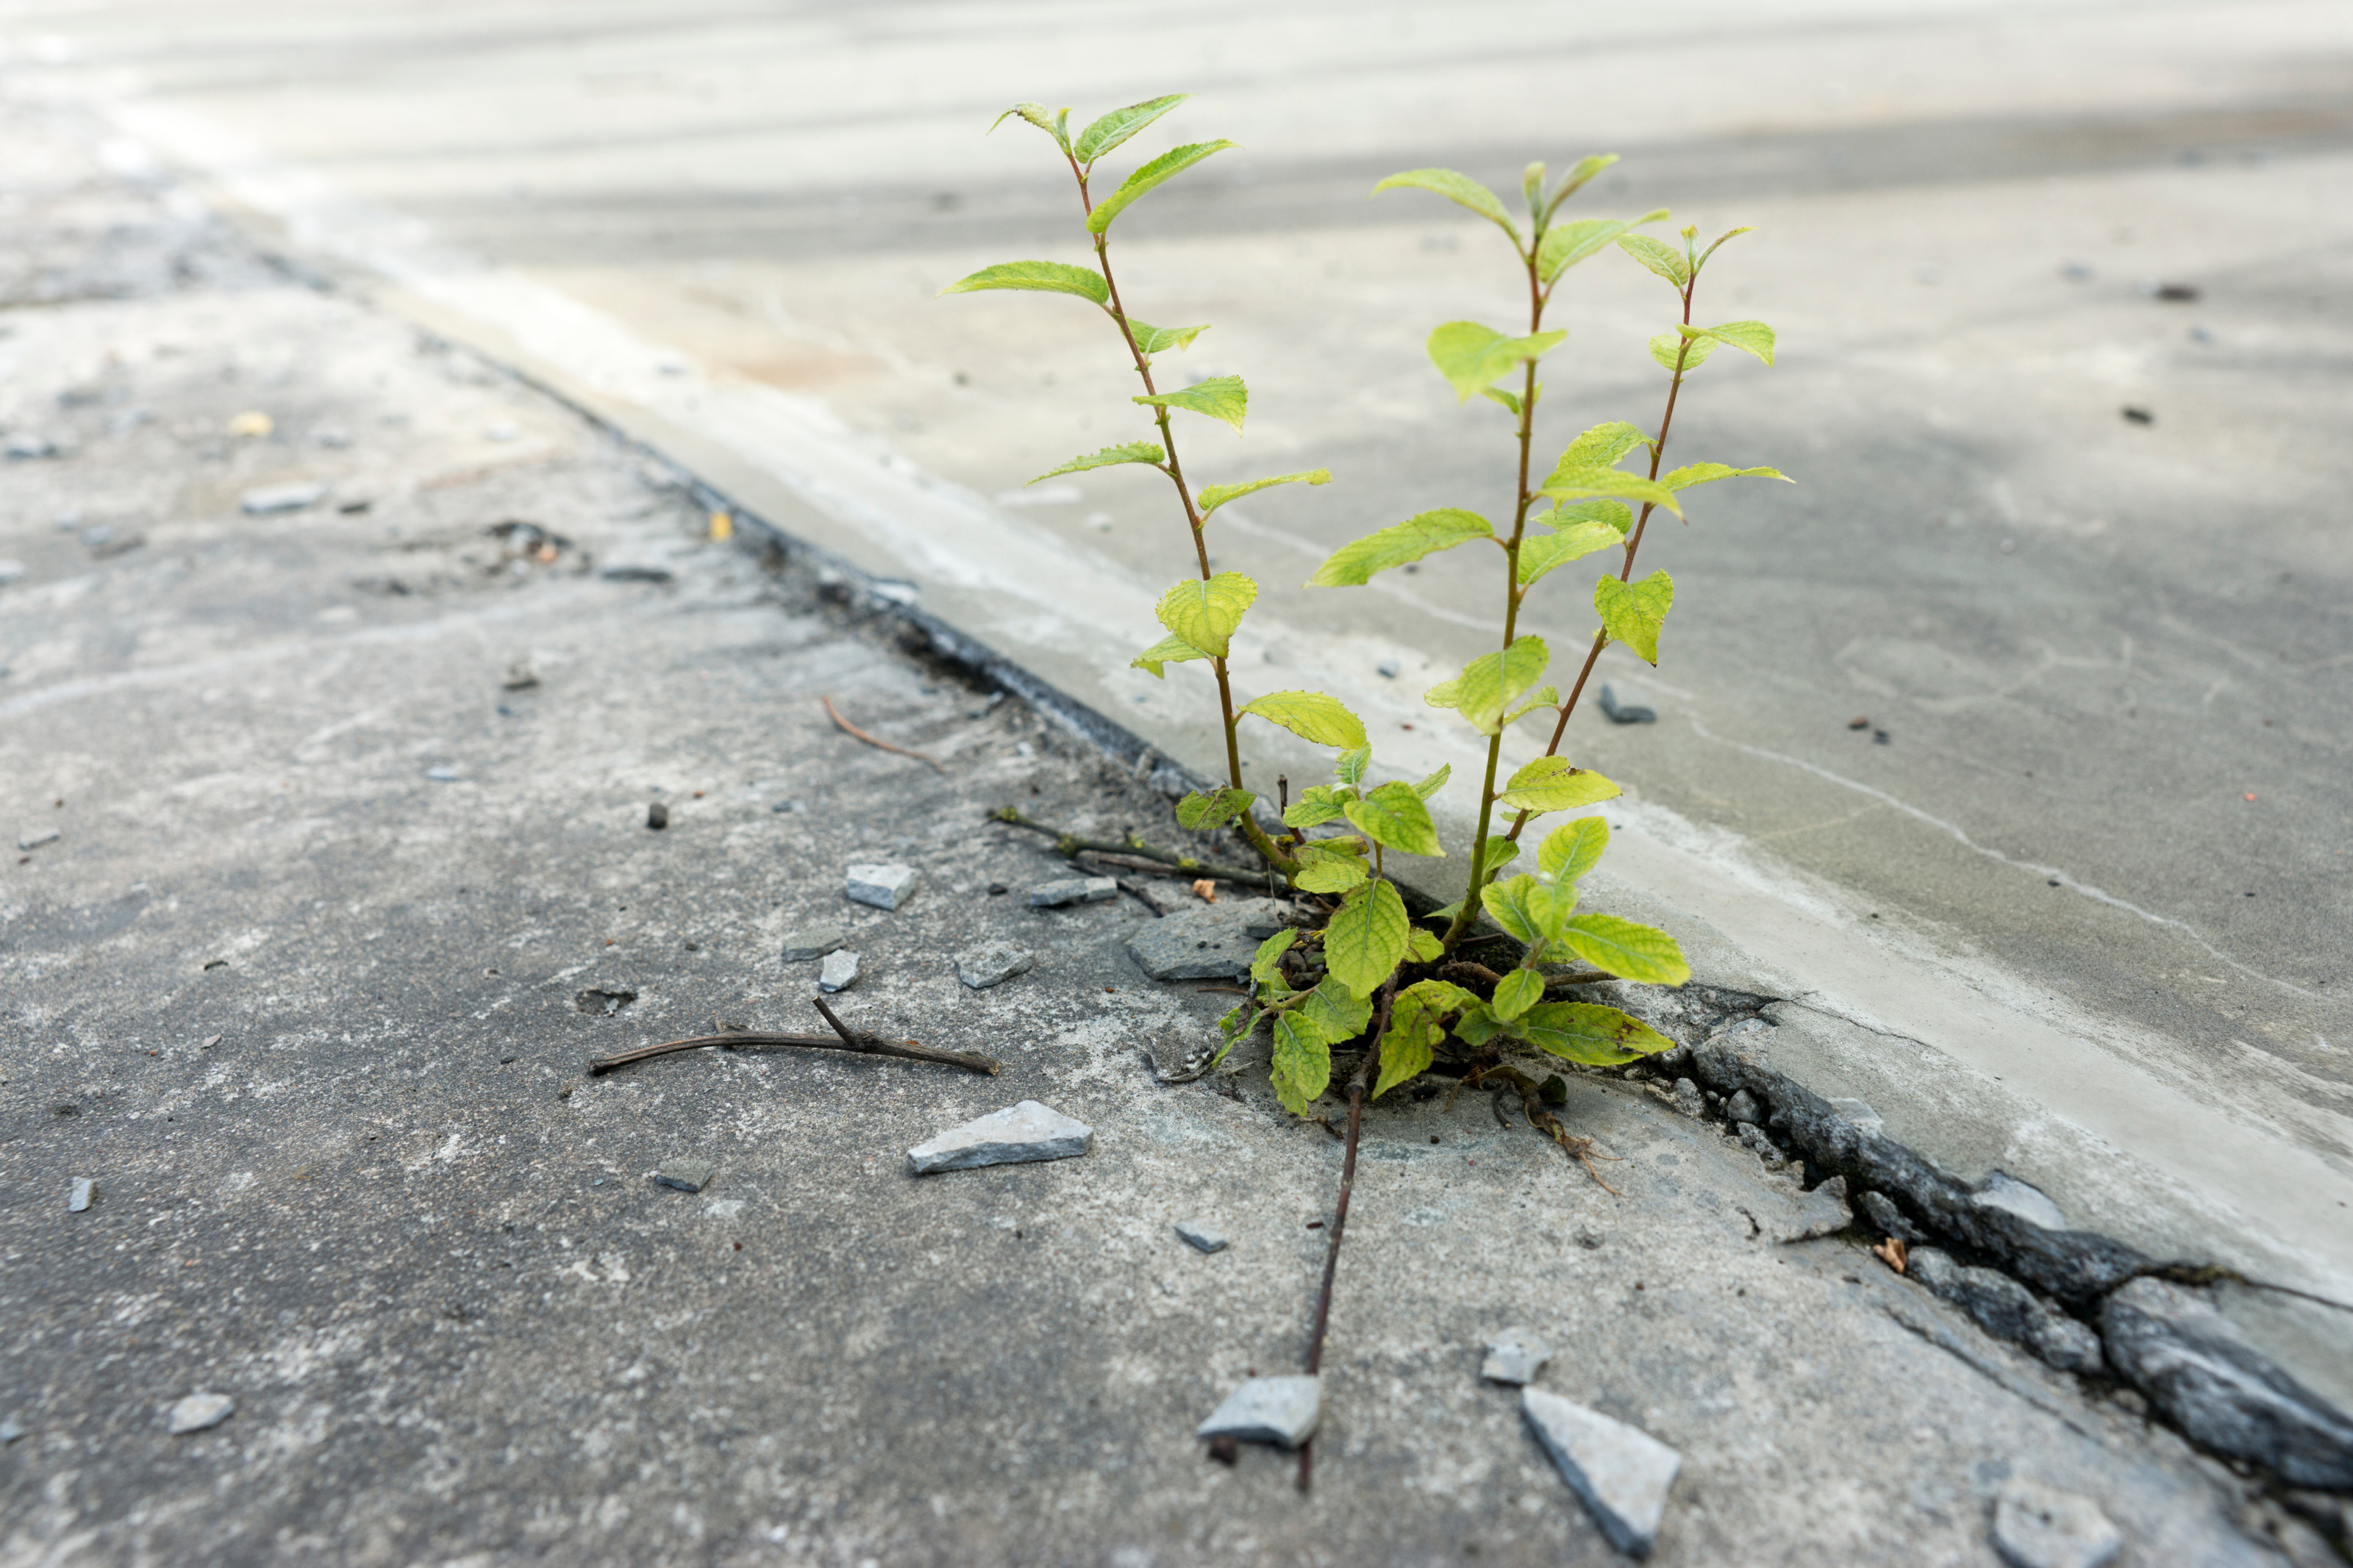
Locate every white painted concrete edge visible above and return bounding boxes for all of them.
[97,89,2353,1301]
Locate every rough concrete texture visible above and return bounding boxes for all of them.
[0,99,2321,1566]
[1992,1479,2125,1568]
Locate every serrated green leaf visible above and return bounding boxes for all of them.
[1271,1010,1331,1114]
[1240,690,1367,751]
[1537,467,1682,516]
[1073,94,1189,163]
[940,260,1108,304]
[1429,635,1549,736]
[1126,319,1207,357]
[1218,1000,1250,1038]
[1333,746,1371,786]
[1480,835,1521,877]
[1660,462,1791,493]
[1155,571,1256,659]
[1088,139,1238,235]
[1537,816,1610,883]
[1198,468,1330,518]
[1553,913,1691,985]
[1283,784,1351,829]
[1617,232,1690,287]
[1695,319,1776,365]
[1553,420,1652,474]
[1498,756,1623,815]
[1519,521,1624,585]
[1537,210,1669,282]
[1649,332,1715,373]
[1033,440,1163,484]
[1130,633,1207,678]
[1324,879,1409,997]
[1595,570,1674,665]
[1698,226,1756,268]
[1481,873,1553,945]
[1412,764,1452,800]
[1301,978,1374,1043]
[1517,1001,1675,1064]
[1371,168,1520,243]
[1491,967,1546,1021]
[1345,780,1444,858]
[1454,1003,1509,1049]
[1250,928,1298,984]
[1176,787,1255,831]
[989,102,1069,151]
[1503,684,1559,726]
[1404,928,1443,963]
[1308,508,1493,587]
[1372,1016,1435,1100]
[1426,322,1565,404]
[1135,373,1246,434]
[1294,842,1370,895]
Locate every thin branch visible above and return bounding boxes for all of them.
[588,1018,999,1077]
[991,807,1271,884]
[821,695,945,773]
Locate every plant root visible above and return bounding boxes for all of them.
[821,695,946,773]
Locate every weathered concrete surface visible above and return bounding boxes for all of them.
[0,100,2310,1566]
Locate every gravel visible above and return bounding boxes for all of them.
[1521,1386,1683,1559]
[1910,1247,2104,1375]
[780,926,846,962]
[165,1393,236,1435]
[845,862,918,910]
[1028,876,1116,908]
[654,1159,715,1194]
[66,1178,93,1213]
[1196,1375,1320,1449]
[1174,1219,1229,1254]
[1481,1328,1552,1386]
[818,950,861,993]
[238,480,326,515]
[907,1101,1093,1174]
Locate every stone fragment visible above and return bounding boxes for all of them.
[1859,1189,1923,1242]
[1196,1375,1320,1449]
[955,941,1034,989]
[1974,1170,2066,1230]
[18,828,60,851]
[1118,878,1200,916]
[424,765,459,782]
[1174,1220,1229,1254]
[1991,1478,2124,1568]
[1377,659,1402,678]
[7,432,57,459]
[818,950,860,993]
[0,1417,22,1445]
[1521,1387,1682,1558]
[2100,1278,2353,1489]
[1597,681,1657,723]
[1669,1078,1706,1118]
[780,926,845,962]
[600,563,674,583]
[68,1178,93,1212]
[166,1392,235,1434]
[239,481,326,515]
[1724,1088,1763,1125]
[1126,898,1290,982]
[1782,1175,1852,1242]
[845,862,918,911]
[654,1159,715,1194]
[646,801,668,830]
[1828,1096,1885,1136]
[1482,1328,1552,1386]
[909,1100,1093,1175]
[1735,1123,1786,1170]
[1910,1248,2104,1375]
[1029,876,1116,908]
[501,659,539,690]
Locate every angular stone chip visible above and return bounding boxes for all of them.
[1521,1386,1682,1559]
[909,1100,1092,1175]
[1196,1375,1319,1449]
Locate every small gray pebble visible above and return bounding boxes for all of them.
[165,1392,235,1435]
[956,941,1035,989]
[818,950,861,992]
[845,862,918,910]
[780,926,846,962]
[1028,876,1116,908]
[67,1178,93,1212]
[18,828,60,851]
[1174,1219,1229,1254]
[1724,1088,1763,1125]
[1991,1478,2123,1568]
[654,1159,715,1194]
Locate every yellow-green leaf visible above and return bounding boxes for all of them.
[1538,467,1682,515]
[1404,928,1443,963]
[1334,746,1371,785]
[1519,522,1623,585]
[1537,816,1610,883]
[1492,967,1545,1021]
[1135,373,1246,434]
[1308,508,1493,587]
[1518,1001,1675,1064]
[1130,633,1207,678]
[1240,690,1366,750]
[1698,226,1757,268]
[1649,332,1715,373]
[1412,764,1451,799]
[988,102,1069,151]
[940,259,1108,304]
[1324,879,1409,997]
[1498,756,1623,815]
[1552,420,1652,475]
[1176,787,1254,831]
[1088,140,1238,235]
[1694,319,1777,365]
[1199,469,1330,519]
[1283,784,1351,829]
[1426,322,1565,403]
[1301,978,1374,1042]
[1660,462,1790,493]
[1344,781,1445,858]
[1553,913,1691,985]
[1427,635,1549,736]
[1371,168,1520,243]
[1033,440,1163,484]
[1537,210,1668,282]
[1480,874,1555,945]
[1250,928,1298,984]
[1294,842,1370,894]
[1617,232,1690,287]
[1126,319,1207,357]
[1156,571,1257,659]
[1073,94,1189,163]
[1371,1015,1435,1100]
[1503,685,1558,726]
[1538,153,1621,221]
[1594,570,1674,665]
[1271,1010,1331,1114]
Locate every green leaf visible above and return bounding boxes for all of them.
[1594,570,1674,665]
[1412,764,1451,800]
[1617,233,1690,287]
[1271,1010,1332,1114]
[1537,816,1610,883]
[1480,874,1554,945]
[1427,635,1548,736]
[1549,497,1635,534]
[1553,913,1691,985]
[1126,319,1207,357]
[1660,462,1791,493]
[1301,978,1374,1044]
[1498,756,1623,815]
[1250,928,1298,984]
[1294,842,1370,895]
[1374,976,1475,1098]
[1283,784,1351,829]
[1334,746,1371,786]
[1649,332,1715,373]
[1156,571,1257,659]
[1135,373,1246,434]
[1479,835,1521,877]
[1694,319,1777,365]
[1537,210,1669,282]
[1517,1001,1676,1064]
[1307,508,1493,587]
[1032,440,1163,484]
[1198,469,1331,519]
[1176,787,1254,831]
[1521,160,1546,215]
[1479,385,1522,415]
[1538,154,1620,221]
[940,259,1108,304]
[1073,94,1189,163]
[1240,690,1367,751]
[1519,521,1624,585]
[1426,322,1565,403]
[1452,1002,1507,1048]
[1404,928,1443,963]
[1503,684,1558,726]
[989,102,1070,152]
[1324,879,1409,997]
[1371,168,1520,243]
[1537,467,1682,516]
[1698,226,1756,268]
[1553,420,1652,474]
[1088,139,1238,235]
[1492,967,1545,1022]
[1344,781,1444,858]
[1130,633,1208,678]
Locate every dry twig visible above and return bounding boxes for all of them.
[588,998,997,1076]
[821,695,945,773]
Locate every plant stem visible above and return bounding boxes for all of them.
[991,808,1267,883]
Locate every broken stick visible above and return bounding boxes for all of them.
[588,999,998,1076]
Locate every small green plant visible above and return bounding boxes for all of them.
[953,97,1786,1482]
